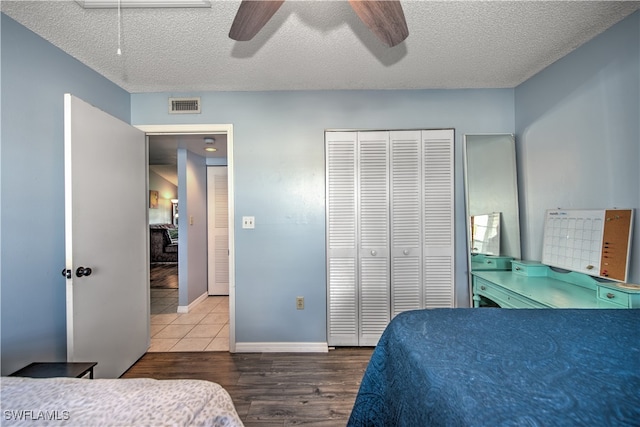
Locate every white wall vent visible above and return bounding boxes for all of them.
[169,97,201,114]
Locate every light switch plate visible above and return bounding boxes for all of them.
[242,216,255,229]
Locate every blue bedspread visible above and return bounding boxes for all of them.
[348,309,640,426]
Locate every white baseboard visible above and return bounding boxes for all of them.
[234,342,329,353]
[177,291,208,313]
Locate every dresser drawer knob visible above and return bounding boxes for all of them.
[606,293,615,299]
[515,267,521,271]
[480,285,486,291]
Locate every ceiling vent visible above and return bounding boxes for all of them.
[169,97,201,114]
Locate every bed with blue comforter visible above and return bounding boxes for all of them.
[348,308,639,426]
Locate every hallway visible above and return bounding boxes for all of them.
[150,264,229,352]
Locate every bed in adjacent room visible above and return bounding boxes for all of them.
[348,308,639,426]
[1,377,244,426]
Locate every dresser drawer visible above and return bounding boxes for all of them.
[512,261,547,277]
[474,277,547,309]
[597,286,630,307]
[471,255,513,271]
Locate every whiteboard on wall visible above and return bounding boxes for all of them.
[542,209,634,282]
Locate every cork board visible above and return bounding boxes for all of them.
[600,209,633,281]
[542,209,633,282]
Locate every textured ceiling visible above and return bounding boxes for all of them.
[3,1,639,93]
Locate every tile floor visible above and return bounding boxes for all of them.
[150,288,230,352]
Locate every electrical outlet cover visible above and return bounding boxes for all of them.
[242,216,255,229]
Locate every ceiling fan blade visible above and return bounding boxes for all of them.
[229,0,285,41]
[348,0,409,47]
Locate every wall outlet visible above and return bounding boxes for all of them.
[242,216,255,229]
[296,296,304,310]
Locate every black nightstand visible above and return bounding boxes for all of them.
[9,362,97,379]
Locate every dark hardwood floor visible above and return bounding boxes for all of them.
[150,263,178,289]
[121,348,374,426]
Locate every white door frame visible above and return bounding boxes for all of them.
[136,124,236,353]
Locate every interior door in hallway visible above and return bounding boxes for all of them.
[64,94,149,378]
[207,166,229,295]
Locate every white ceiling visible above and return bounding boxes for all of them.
[3,1,639,93]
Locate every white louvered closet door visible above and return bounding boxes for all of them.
[326,129,454,347]
[207,166,229,295]
[357,132,391,346]
[390,131,423,318]
[422,129,455,307]
[326,132,359,346]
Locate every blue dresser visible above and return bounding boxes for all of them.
[472,260,640,308]
[470,254,513,271]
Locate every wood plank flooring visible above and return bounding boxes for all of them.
[121,348,374,426]
[150,263,178,289]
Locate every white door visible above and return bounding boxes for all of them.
[326,131,359,346]
[207,166,229,295]
[390,130,423,317]
[326,129,455,346]
[422,129,455,308]
[64,94,149,378]
[357,131,390,346]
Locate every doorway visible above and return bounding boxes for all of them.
[140,124,236,353]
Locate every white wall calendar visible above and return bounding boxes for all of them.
[542,209,634,282]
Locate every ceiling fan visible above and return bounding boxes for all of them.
[229,0,409,47]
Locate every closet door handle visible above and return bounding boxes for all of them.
[371,250,377,256]
[403,249,410,255]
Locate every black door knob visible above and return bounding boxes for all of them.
[75,267,92,277]
[61,269,72,279]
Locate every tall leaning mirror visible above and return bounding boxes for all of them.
[463,134,521,282]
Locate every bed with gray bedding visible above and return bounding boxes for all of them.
[1,376,243,426]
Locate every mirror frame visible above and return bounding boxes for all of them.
[463,134,521,303]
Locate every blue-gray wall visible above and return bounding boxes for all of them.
[0,14,131,375]
[515,11,640,283]
[177,148,208,307]
[132,90,515,343]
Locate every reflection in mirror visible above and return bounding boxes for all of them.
[470,212,501,255]
[464,134,521,269]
